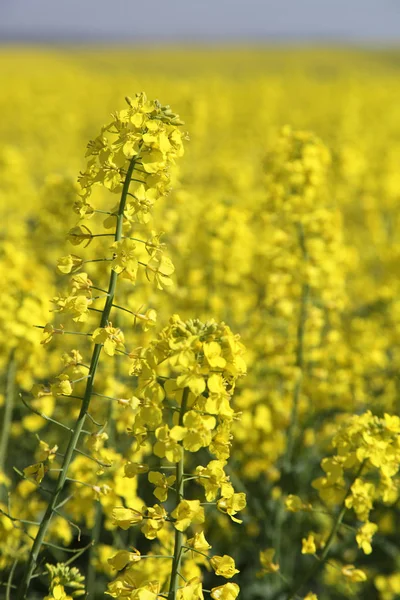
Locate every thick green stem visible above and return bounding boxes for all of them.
[17,157,137,599]
[277,225,309,568]
[168,388,189,599]
[0,350,17,477]
[86,502,103,598]
[285,223,309,471]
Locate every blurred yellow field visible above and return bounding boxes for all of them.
[1,47,400,600]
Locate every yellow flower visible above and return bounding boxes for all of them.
[50,374,73,397]
[23,462,47,484]
[341,565,367,583]
[186,531,212,559]
[153,424,184,463]
[67,224,93,246]
[383,413,400,433]
[135,308,157,331]
[301,534,317,555]
[209,421,233,461]
[203,341,226,369]
[210,583,240,600]
[145,252,175,289]
[345,478,375,521]
[92,324,125,356]
[116,395,141,413]
[356,522,378,555]
[285,494,306,512]
[195,460,231,501]
[124,462,149,477]
[141,149,167,175]
[86,431,109,454]
[112,507,143,530]
[107,549,141,571]
[57,254,83,274]
[111,238,139,283]
[45,584,73,600]
[182,411,216,452]
[141,504,167,539]
[171,500,205,532]
[148,471,176,502]
[41,323,58,345]
[375,573,400,600]
[259,548,279,574]
[210,555,239,579]
[217,492,246,523]
[36,439,58,463]
[177,369,206,397]
[177,578,204,600]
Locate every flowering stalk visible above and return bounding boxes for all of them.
[274,411,400,597]
[17,93,186,599]
[168,387,189,599]
[17,154,137,599]
[107,317,247,599]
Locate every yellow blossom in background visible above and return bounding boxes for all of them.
[356,522,378,555]
[302,534,317,555]
[341,565,367,583]
[259,549,280,574]
[375,573,400,600]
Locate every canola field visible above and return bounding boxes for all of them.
[1,47,400,600]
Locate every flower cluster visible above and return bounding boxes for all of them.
[107,316,246,598]
[275,411,400,598]
[78,93,185,223]
[313,411,400,549]
[44,563,85,600]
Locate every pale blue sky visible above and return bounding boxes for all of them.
[0,0,399,42]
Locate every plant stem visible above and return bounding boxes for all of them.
[6,560,18,600]
[86,501,103,598]
[285,223,309,471]
[17,156,137,600]
[0,351,16,477]
[168,388,189,599]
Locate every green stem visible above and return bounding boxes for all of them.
[86,502,103,598]
[0,350,17,477]
[17,156,137,600]
[168,388,189,599]
[6,560,18,600]
[285,223,309,471]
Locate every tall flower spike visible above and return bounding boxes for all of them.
[17,94,186,599]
